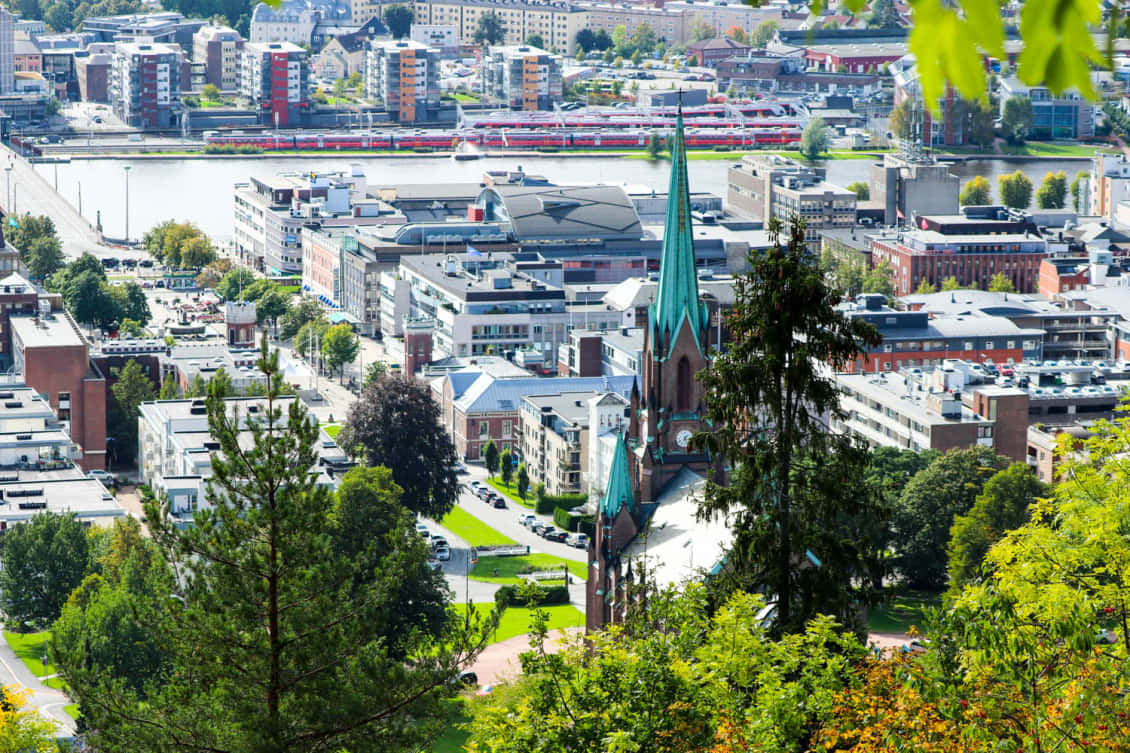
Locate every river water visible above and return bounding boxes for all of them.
[32,154,1092,243]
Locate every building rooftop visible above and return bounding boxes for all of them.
[452,372,636,414]
[520,390,597,429]
[9,312,86,349]
[0,477,124,524]
[478,184,643,242]
[836,370,992,428]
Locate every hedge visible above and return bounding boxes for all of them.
[552,508,595,533]
[535,491,587,516]
[494,584,570,607]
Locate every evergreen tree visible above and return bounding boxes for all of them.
[499,449,513,486]
[484,439,499,478]
[696,216,886,636]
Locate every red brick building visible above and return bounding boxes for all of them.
[870,227,1047,296]
[1038,258,1091,296]
[11,311,107,471]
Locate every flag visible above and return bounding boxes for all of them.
[7,217,16,227]
[467,245,483,257]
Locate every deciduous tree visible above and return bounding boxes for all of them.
[339,374,461,518]
[988,272,1016,292]
[1035,170,1068,209]
[0,685,58,751]
[517,462,529,499]
[959,175,991,205]
[108,358,156,465]
[499,449,513,486]
[998,170,1033,209]
[799,116,829,161]
[484,439,499,478]
[846,181,870,200]
[893,446,1009,589]
[0,512,90,628]
[320,322,360,382]
[473,10,505,45]
[383,3,413,37]
[1001,95,1034,144]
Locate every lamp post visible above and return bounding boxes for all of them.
[123,165,131,243]
[4,164,10,212]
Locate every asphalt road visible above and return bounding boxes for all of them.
[0,633,75,738]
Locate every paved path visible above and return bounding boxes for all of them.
[467,627,583,687]
[0,633,75,738]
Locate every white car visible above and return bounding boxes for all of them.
[88,470,114,485]
[434,547,451,562]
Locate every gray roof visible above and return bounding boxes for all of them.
[481,185,642,242]
[452,373,636,414]
[901,290,1061,317]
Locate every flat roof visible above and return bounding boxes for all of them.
[0,477,124,523]
[520,391,597,426]
[10,312,86,349]
[837,371,992,427]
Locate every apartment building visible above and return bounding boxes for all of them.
[249,0,322,45]
[193,24,243,90]
[0,8,14,94]
[581,2,686,45]
[831,369,1026,460]
[235,166,375,275]
[839,294,1044,373]
[364,39,439,123]
[1090,153,1130,221]
[138,397,352,517]
[240,41,308,127]
[482,45,562,111]
[402,0,587,53]
[726,154,856,250]
[519,391,593,496]
[110,41,185,129]
[411,24,459,55]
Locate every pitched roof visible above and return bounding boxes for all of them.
[452,374,636,414]
[600,430,634,518]
[651,102,707,350]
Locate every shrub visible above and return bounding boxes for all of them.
[494,584,570,606]
[535,490,587,515]
[712,144,732,152]
[412,146,434,153]
[236,144,263,154]
[553,507,576,531]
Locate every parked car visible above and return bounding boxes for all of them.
[538,526,557,539]
[567,533,589,549]
[530,520,548,534]
[476,488,491,500]
[492,498,506,509]
[102,257,119,268]
[431,536,449,550]
[139,259,155,268]
[88,469,114,485]
[544,530,568,543]
[434,547,451,561]
[518,514,536,527]
[416,523,429,537]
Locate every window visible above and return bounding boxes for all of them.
[478,421,489,438]
[676,356,692,412]
[502,420,512,437]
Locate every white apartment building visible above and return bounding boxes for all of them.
[0,7,14,94]
[410,24,459,55]
[249,0,322,45]
[138,397,352,516]
[110,41,184,129]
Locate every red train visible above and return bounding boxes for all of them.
[202,126,803,151]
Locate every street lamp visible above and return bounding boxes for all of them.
[123,165,131,244]
[4,164,11,213]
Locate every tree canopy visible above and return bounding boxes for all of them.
[799,117,829,161]
[339,374,461,519]
[382,3,413,38]
[142,220,217,269]
[959,176,991,206]
[473,11,506,45]
[998,170,1033,210]
[1035,170,1068,209]
[0,512,90,628]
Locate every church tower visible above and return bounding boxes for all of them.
[585,430,639,631]
[634,99,713,504]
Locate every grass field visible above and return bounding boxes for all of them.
[430,698,471,753]
[3,630,55,679]
[470,554,586,584]
[866,590,942,634]
[486,478,533,508]
[442,507,516,547]
[322,424,342,439]
[452,93,480,103]
[456,603,585,645]
[64,703,79,720]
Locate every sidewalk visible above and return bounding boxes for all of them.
[0,633,76,737]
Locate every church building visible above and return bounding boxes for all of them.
[586,103,725,631]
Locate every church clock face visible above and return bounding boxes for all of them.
[675,429,693,449]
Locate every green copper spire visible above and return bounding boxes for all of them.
[652,97,706,350]
[600,431,635,519]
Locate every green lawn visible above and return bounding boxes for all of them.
[279,285,301,295]
[452,93,479,103]
[866,590,942,634]
[441,507,516,547]
[322,423,342,439]
[456,603,585,645]
[486,478,533,508]
[64,703,79,720]
[430,698,470,753]
[3,630,55,679]
[470,554,586,584]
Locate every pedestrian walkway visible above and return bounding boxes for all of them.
[0,144,101,258]
[0,632,76,737]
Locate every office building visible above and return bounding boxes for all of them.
[364,39,439,123]
[999,77,1095,140]
[193,24,244,90]
[83,11,205,48]
[482,45,562,111]
[110,41,185,129]
[240,41,308,127]
[869,224,1047,296]
[870,152,960,226]
[726,154,856,249]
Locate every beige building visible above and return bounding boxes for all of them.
[193,25,243,90]
[519,391,593,497]
[581,2,687,45]
[353,0,589,52]
[664,0,783,37]
[726,154,856,250]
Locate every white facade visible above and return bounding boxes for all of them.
[249,1,321,45]
[0,8,14,94]
[410,24,458,54]
[584,391,629,499]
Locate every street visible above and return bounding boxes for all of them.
[0,635,75,738]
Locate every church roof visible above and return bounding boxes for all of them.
[600,431,635,519]
[651,101,707,350]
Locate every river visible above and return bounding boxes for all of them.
[32,154,1094,243]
